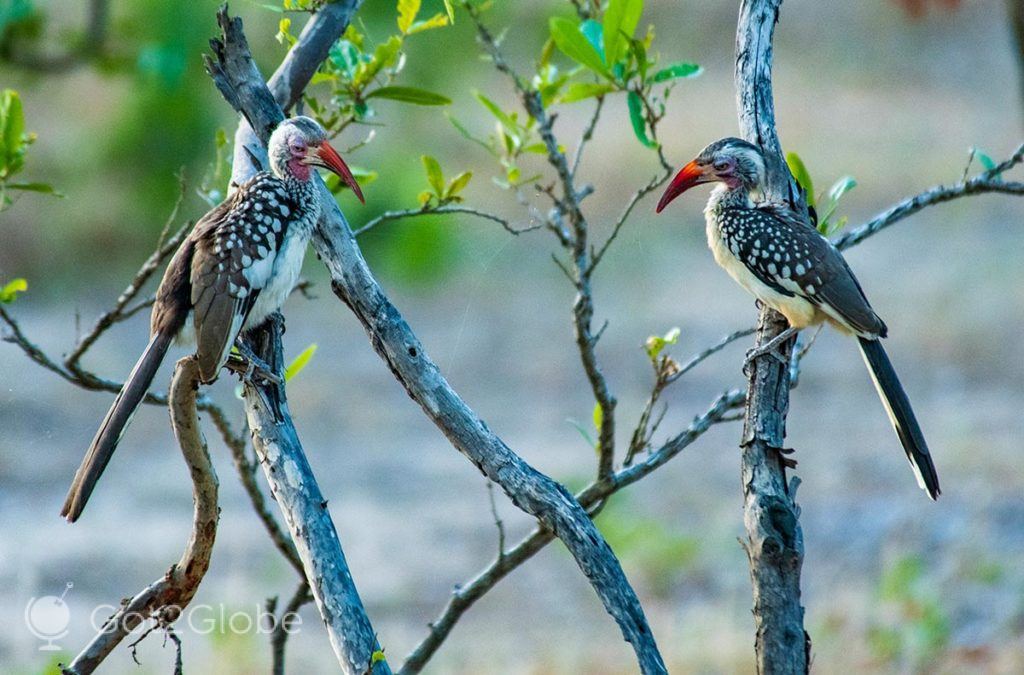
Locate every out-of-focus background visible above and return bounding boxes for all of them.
[1,0,1023,672]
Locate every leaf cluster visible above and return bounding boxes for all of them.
[289,0,454,142]
[418,155,472,207]
[545,0,701,148]
[786,151,856,235]
[0,89,59,210]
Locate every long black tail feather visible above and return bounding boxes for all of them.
[61,332,173,521]
[858,337,940,500]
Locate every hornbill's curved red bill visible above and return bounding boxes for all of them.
[656,137,940,500]
[61,116,364,522]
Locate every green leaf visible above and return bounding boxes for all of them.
[354,36,402,88]
[276,18,295,46]
[6,182,61,196]
[785,151,815,210]
[549,17,608,75]
[397,0,420,34]
[284,344,318,381]
[651,62,702,83]
[473,91,516,130]
[408,12,449,34]
[539,37,556,69]
[0,278,27,304]
[446,114,493,153]
[566,418,596,448]
[422,155,444,196]
[558,82,615,103]
[603,0,643,67]
[445,171,472,199]
[826,175,857,204]
[443,0,455,23]
[817,175,857,233]
[365,86,451,106]
[972,146,996,171]
[626,90,655,148]
[592,401,603,432]
[1,89,25,171]
[579,20,606,62]
[644,326,680,361]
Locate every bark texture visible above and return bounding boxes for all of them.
[210,5,388,674]
[242,317,390,675]
[735,1,810,673]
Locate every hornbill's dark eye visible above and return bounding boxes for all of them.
[713,160,731,172]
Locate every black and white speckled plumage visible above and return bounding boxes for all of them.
[705,185,886,337]
[664,137,940,500]
[150,171,320,382]
[185,172,319,381]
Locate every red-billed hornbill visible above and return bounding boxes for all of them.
[656,137,940,499]
[61,116,364,522]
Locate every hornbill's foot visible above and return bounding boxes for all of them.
[775,446,798,469]
[226,352,285,422]
[744,327,799,370]
[227,342,281,386]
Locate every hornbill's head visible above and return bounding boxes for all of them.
[656,137,766,213]
[268,116,365,203]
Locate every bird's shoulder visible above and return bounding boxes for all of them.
[189,174,296,303]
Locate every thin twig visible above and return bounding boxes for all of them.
[590,166,673,272]
[835,144,1024,251]
[571,97,605,178]
[353,204,537,237]
[270,582,313,675]
[485,480,506,560]
[670,328,756,383]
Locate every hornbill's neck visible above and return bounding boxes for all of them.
[706,183,757,213]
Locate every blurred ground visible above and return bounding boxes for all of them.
[2,0,1024,673]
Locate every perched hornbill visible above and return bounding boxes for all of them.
[61,116,364,522]
[656,137,940,500]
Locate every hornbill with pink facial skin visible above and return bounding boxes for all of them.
[656,137,940,499]
[61,116,364,522]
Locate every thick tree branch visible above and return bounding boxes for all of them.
[208,6,389,674]
[209,6,666,673]
[61,356,218,674]
[241,316,389,675]
[735,1,809,673]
